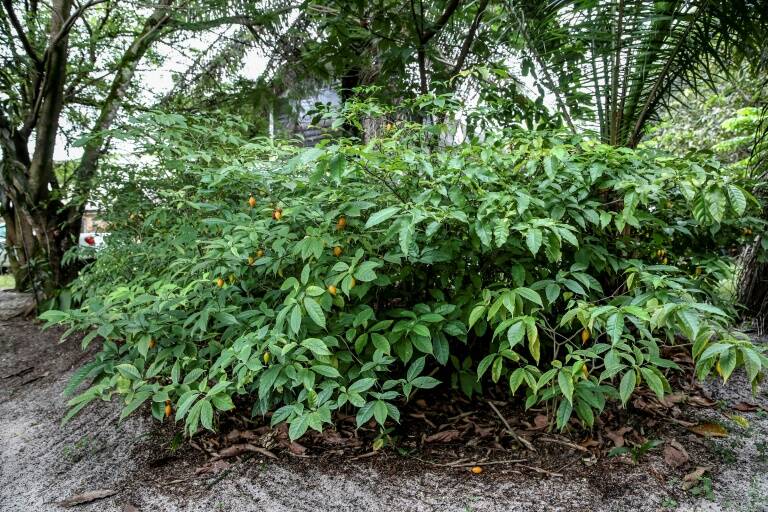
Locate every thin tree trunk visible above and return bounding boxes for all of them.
[737,236,768,334]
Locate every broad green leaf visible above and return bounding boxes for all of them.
[365,206,400,228]
[302,337,332,356]
[303,297,326,329]
[619,369,637,406]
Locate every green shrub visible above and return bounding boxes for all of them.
[43,102,766,439]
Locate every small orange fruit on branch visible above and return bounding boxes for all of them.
[581,328,590,344]
[148,339,156,349]
[327,285,337,296]
[248,195,256,208]
[272,207,283,220]
[336,216,347,230]
[216,277,225,288]
[164,400,172,418]
[333,245,343,257]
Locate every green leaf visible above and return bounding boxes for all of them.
[411,323,431,339]
[290,305,302,335]
[289,414,310,440]
[303,297,326,329]
[373,400,388,425]
[468,305,486,328]
[526,228,543,256]
[606,312,624,345]
[619,369,637,406]
[348,378,376,393]
[353,261,379,282]
[515,287,542,307]
[120,391,151,420]
[558,371,574,404]
[365,206,400,228]
[301,337,331,356]
[115,364,142,381]
[556,399,573,430]
[545,283,560,304]
[507,321,525,347]
[371,333,390,354]
[356,401,376,427]
[509,368,526,393]
[200,400,214,430]
[411,376,440,389]
[305,285,325,297]
[526,320,540,363]
[726,184,746,215]
[640,367,664,400]
[477,354,495,379]
[311,364,341,377]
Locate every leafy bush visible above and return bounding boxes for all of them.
[43,102,766,439]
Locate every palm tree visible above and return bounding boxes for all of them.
[506,0,767,147]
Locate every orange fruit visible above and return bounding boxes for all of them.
[327,285,337,296]
[581,328,590,344]
[148,339,156,349]
[337,216,347,230]
[470,466,483,474]
[164,402,172,417]
[333,246,343,257]
[350,277,356,289]
[248,196,256,208]
[216,277,225,288]
[273,208,283,220]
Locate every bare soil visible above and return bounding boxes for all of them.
[1,292,766,511]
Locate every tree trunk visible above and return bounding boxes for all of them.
[738,236,768,334]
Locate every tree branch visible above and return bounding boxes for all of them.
[1,0,42,67]
[449,0,489,77]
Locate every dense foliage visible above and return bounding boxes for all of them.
[43,103,766,439]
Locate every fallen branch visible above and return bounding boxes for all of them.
[486,400,536,451]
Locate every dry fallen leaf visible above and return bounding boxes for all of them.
[533,415,549,429]
[659,393,685,408]
[215,444,252,459]
[58,489,118,508]
[682,466,710,490]
[732,401,757,412]
[663,440,689,468]
[425,429,461,443]
[688,422,728,438]
[287,441,307,455]
[605,426,633,448]
[195,459,231,475]
[688,396,717,407]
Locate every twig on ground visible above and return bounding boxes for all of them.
[449,459,528,468]
[518,464,563,477]
[538,435,589,452]
[486,400,536,451]
[350,451,378,460]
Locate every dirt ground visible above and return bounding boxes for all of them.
[1,290,767,511]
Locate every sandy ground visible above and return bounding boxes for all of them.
[1,291,767,512]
